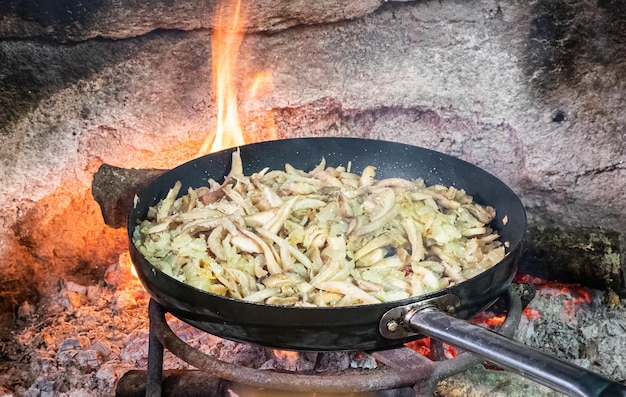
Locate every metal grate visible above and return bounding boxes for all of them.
[117,288,522,397]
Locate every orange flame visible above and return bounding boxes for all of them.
[198,0,276,157]
[126,0,276,282]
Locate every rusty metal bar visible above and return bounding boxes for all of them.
[139,289,522,396]
[148,300,432,394]
[146,299,165,397]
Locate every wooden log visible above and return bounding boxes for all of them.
[115,370,229,397]
[91,164,166,229]
[115,369,416,397]
[91,164,623,295]
[520,226,623,295]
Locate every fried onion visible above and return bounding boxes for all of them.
[132,150,506,306]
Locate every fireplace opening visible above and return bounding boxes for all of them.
[1,0,625,396]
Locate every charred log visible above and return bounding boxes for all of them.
[92,164,624,295]
[91,164,166,229]
[116,370,229,397]
[521,227,623,295]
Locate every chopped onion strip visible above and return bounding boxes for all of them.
[132,151,505,307]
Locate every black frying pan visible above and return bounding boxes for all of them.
[128,137,523,350]
[128,138,625,396]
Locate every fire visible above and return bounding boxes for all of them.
[514,272,596,323]
[198,0,276,156]
[126,0,276,280]
[405,338,457,360]
[522,307,541,320]
[513,272,595,306]
[272,349,300,361]
[268,349,305,372]
[118,253,141,285]
[198,0,246,155]
[484,315,506,328]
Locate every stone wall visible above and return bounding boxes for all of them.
[0,0,624,315]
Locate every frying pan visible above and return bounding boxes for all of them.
[128,137,626,396]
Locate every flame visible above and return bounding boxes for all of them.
[124,0,277,285]
[247,71,273,101]
[272,349,300,362]
[198,0,276,157]
[117,252,138,282]
[125,257,140,282]
[246,71,276,136]
[127,258,139,279]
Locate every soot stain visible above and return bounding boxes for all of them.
[524,0,626,94]
[525,0,578,91]
[0,32,179,135]
[0,0,107,39]
[0,40,119,134]
[593,0,626,65]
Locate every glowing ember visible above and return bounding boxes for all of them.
[484,315,505,328]
[522,307,541,320]
[272,349,300,362]
[514,273,595,305]
[405,338,457,360]
[514,272,598,324]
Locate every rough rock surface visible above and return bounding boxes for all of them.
[0,0,624,314]
[0,0,389,41]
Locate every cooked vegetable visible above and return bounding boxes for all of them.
[132,150,505,307]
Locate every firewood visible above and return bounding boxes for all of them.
[115,370,229,397]
[521,227,623,294]
[91,164,166,228]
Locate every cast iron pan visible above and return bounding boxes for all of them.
[128,138,626,396]
[128,137,523,351]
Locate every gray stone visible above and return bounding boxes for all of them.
[0,0,388,42]
[0,0,624,314]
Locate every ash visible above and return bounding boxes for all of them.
[437,286,626,397]
[517,287,626,382]
[0,254,376,397]
[2,255,625,397]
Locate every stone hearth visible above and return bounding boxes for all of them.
[0,0,624,395]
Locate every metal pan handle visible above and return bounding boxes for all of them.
[408,308,626,397]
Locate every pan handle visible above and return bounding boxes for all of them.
[408,308,626,397]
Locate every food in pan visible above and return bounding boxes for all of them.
[132,150,505,307]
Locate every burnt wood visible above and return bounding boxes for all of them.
[92,164,166,228]
[116,370,229,397]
